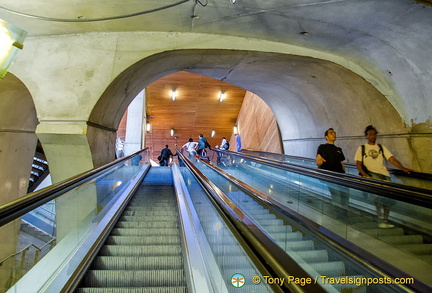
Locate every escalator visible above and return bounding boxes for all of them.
[2,150,278,293]
[77,167,188,292]
[196,149,432,288]
[240,149,432,190]
[2,149,430,292]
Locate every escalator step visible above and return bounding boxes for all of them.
[105,236,180,245]
[119,216,178,223]
[122,210,177,216]
[111,227,179,235]
[362,228,404,237]
[76,287,187,293]
[397,244,432,255]
[92,256,183,270]
[82,270,186,287]
[115,221,178,229]
[270,231,303,242]
[379,234,423,245]
[280,240,314,251]
[98,245,181,257]
[294,250,329,262]
[308,261,346,276]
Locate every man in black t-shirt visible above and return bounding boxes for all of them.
[316,128,349,219]
[316,128,345,173]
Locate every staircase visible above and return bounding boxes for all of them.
[76,167,188,293]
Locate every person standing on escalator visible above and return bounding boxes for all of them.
[159,145,177,166]
[316,128,349,220]
[355,125,414,228]
[197,134,210,157]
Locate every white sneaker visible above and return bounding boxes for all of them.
[378,222,395,229]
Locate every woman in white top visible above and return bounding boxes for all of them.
[220,137,229,150]
[182,138,198,155]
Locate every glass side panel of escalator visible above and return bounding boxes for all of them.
[1,153,148,293]
[240,150,432,190]
[210,152,432,270]
[183,154,413,292]
[179,165,273,293]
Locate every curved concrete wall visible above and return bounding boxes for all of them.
[6,32,432,174]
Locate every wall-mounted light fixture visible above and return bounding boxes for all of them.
[0,19,27,79]
[211,130,216,137]
[146,123,151,132]
[233,125,238,135]
[219,92,226,102]
[171,90,177,101]
[170,128,175,136]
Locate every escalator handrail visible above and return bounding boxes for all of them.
[216,149,432,209]
[241,149,432,180]
[179,152,326,293]
[198,155,431,293]
[0,148,148,228]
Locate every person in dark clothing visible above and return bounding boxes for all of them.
[197,134,210,157]
[316,128,349,219]
[159,145,176,166]
[316,128,345,173]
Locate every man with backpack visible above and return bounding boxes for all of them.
[197,134,210,157]
[355,125,413,228]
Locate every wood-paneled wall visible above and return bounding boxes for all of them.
[229,92,282,153]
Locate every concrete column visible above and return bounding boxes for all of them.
[124,90,145,156]
[36,122,94,183]
[36,121,97,242]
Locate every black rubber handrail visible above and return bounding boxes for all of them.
[178,151,326,293]
[215,149,432,209]
[0,149,148,227]
[241,149,432,180]
[195,154,431,293]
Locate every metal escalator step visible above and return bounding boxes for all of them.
[76,287,187,293]
[122,210,177,216]
[397,244,432,255]
[92,256,183,270]
[256,225,293,233]
[98,245,182,257]
[308,261,345,276]
[362,228,404,237]
[280,240,314,251]
[294,250,329,262]
[115,221,179,229]
[112,227,179,236]
[351,222,380,229]
[379,234,423,245]
[82,270,186,287]
[270,231,303,242]
[119,216,178,222]
[105,236,180,245]
[421,255,432,263]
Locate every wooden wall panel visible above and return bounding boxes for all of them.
[145,71,246,161]
[229,92,282,153]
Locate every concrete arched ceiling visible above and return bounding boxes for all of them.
[89,50,404,142]
[0,73,38,132]
[1,0,431,125]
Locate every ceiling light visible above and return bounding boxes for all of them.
[219,92,226,102]
[211,130,216,137]
[0,19,26,78]
[171,90,177,101]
